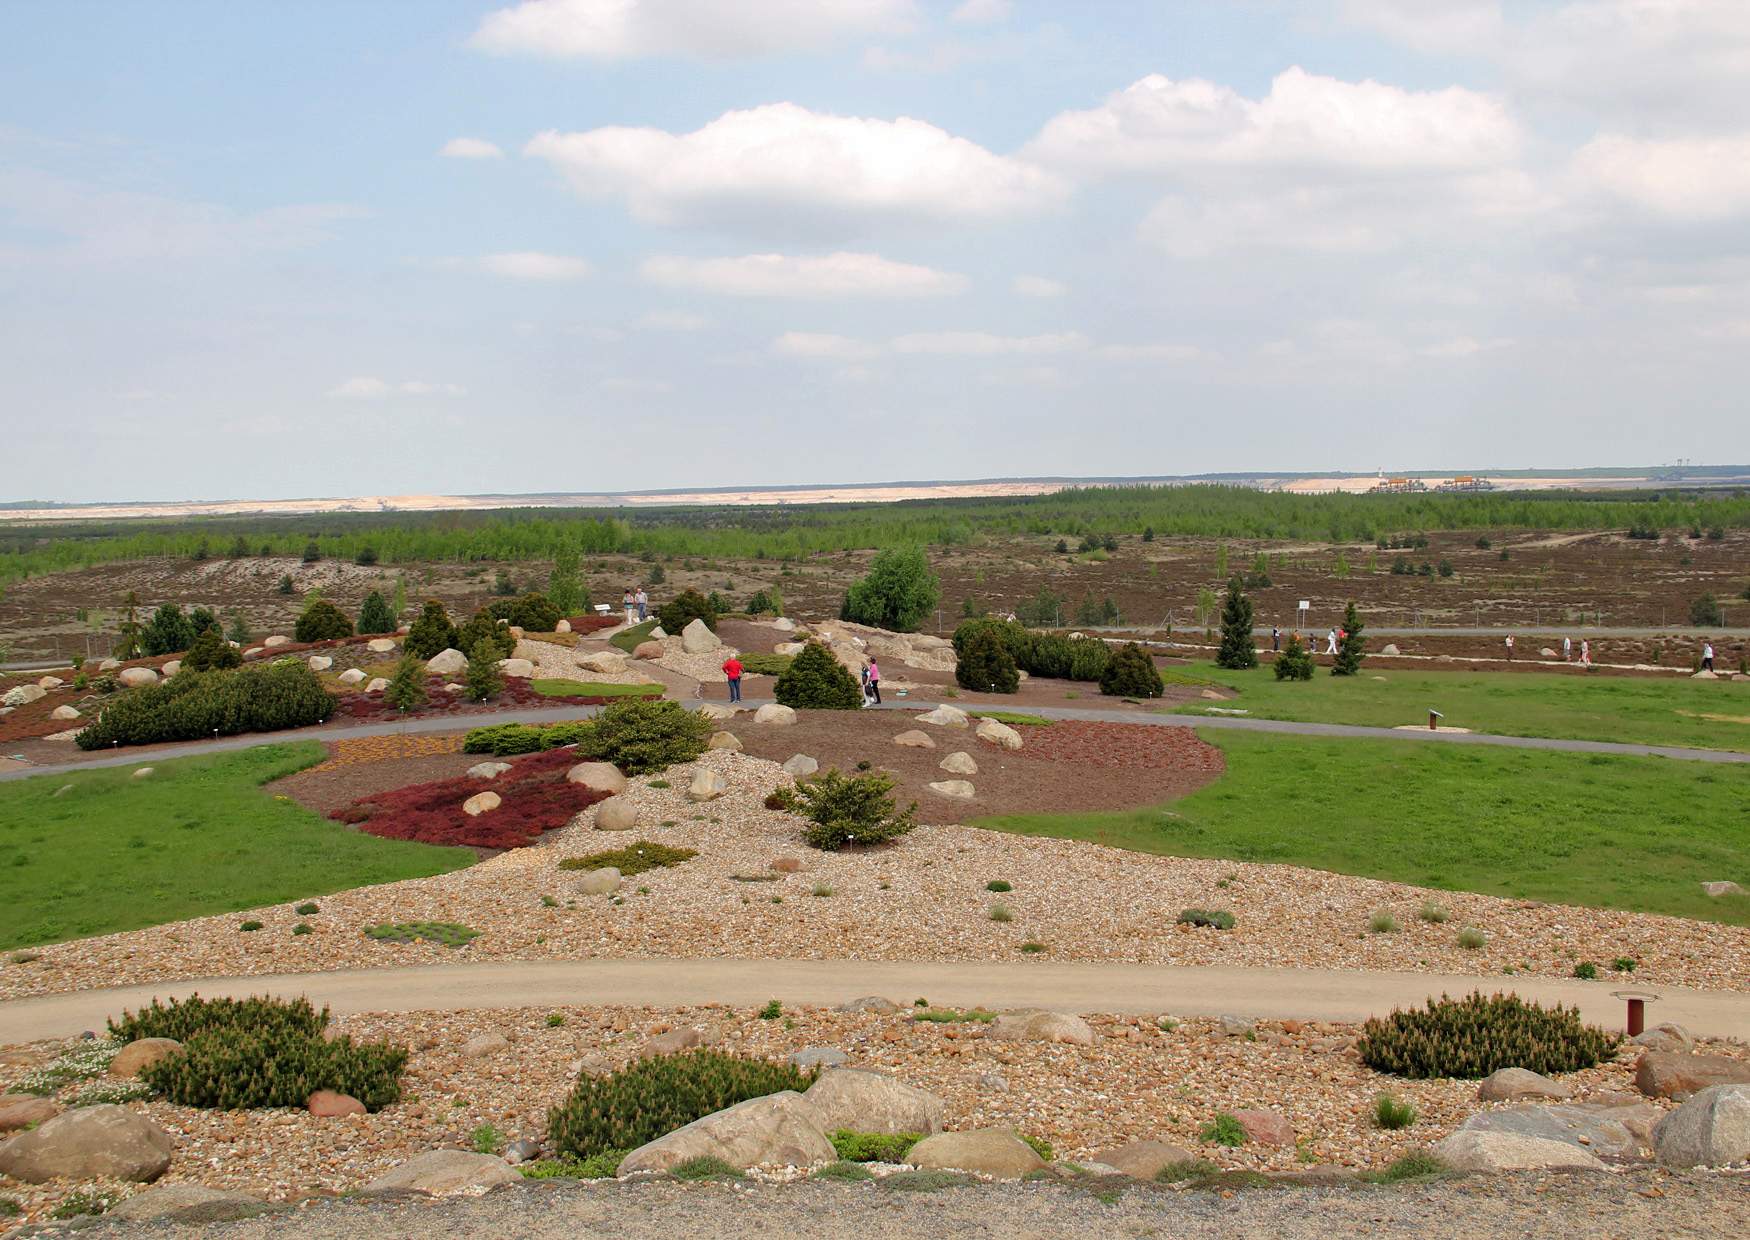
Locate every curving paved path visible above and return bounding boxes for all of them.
[2,958,1743,1044]
[5,695,1748,783]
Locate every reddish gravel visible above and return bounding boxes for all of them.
[1015,719,1226,773]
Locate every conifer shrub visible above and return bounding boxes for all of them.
[75,663,333,749]
[489,592,562,632]
[1273,635,1314,681]
[120,995,407,1111]
[547,1051,815,1161]
[774,641,863,710]
[559,842,697,877]
[787,768,917,851]
[293,598,354,643]
[383,653,427,712]
[456,609,515,661]
[579,698,711,774]
[462,720,597,755]
[1099,642,1163,698]
[1357,992,1619,1079]
[1215,578,1257,670]
[658,589,718,635]
[140,604,196,657]
[403,601,458,659]
[955,627,1019,693]
[465,638,505,702]
[745,588,784,617]
[356,590,396,635]
[1332,602,1366,676]
[183,624,242,672]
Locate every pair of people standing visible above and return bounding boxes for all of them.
[860,657,882,706]
[621,587,649,624]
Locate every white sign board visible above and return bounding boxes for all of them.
[1297,600,1310,611]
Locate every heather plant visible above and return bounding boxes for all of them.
[547,1050,815,1160]
[1099,642,1163,698]
[1357,992,1619,1079]
[786,768,917,851]
[773,641,863,710]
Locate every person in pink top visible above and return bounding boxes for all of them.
[866,656,881,705]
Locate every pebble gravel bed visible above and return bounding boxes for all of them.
[4,750,1747,1000]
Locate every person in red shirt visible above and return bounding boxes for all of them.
[722,654,743,703]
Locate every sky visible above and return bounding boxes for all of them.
[3,0,1748,504]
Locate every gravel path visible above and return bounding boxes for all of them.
[62,1169,1750,1240]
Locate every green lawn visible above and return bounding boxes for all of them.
[609,620,659,653]
[0,744,475,949]
[531,679,664,699]
[976,731,1750,925]
[1162,662,1750,753]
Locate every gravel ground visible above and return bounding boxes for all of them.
[53,1167,1750,1240]
[2,1001,1742,1227]
[4,748,1748,1000]
[510,640,657,686]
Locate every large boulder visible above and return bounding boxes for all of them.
[1653,1084,1750,1168]
[698,702,739,720]
[118,666,160,688]
[754,703,797,726]
[1477,1068,1573,1103]
[307,655,333,672]
[1431,1129,1606,1172]
[681,619,721,654]
[687,769,728,802]
[160,661,181,677]
[426,648,467,675]
[708,731,743,752]
[1630,1023,1694,1054]
[1448,1104,1655,1162]
[927,780,976,800]
[577,650,629,675]
[566,762,627,794]
[337,668,365,685]
[262,636,290,648]
[976,718,1023,750]
[367,638,397,653]
[939,751,978,775]
[645,1027,705,1056]
[893,729,936,749]
[107,1184,274,1224]
[987,1010,1094,1046]
[618,1091,833,1174]
[37,675,64,689]
[3,684,46,707]
[595,799,641,832]
[361,1150,521,1195]
[907,1129,1046,1179]
[109,1038,182,1079]
[633,641,666,660]
[467,761,512,780]
[497,658,535,679]
[50,705,81,721]
[918,705,971,728]
[0,1096,60,1131]
[462,791,501,816]
[1636,1052,1750,1100]
[575,867,622,896]
[0,1105,173,1183]
[774,642,805,656]
[782,754,819,778]
[1092,1139,1196,1179]
[803,1068,946,1135]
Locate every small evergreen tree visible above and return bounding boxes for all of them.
[1274,635,1314,681]
[354,546,379,566]
[302,540,321,564]
[1332,602,1366,676]
[1689,594,1723,626]
[1099,642,1164,698]
[956,627,1019,693]
[456,609,515,660]
[141,604,196,657]
[184,624,243,671]
[1215,578,1257,670]
[647,563,666,585]
[228,535,250,559]
[293,598,354,643]
[357,591,396,635]
[403,601,458,659]
[225,611,250,646]
[113,591,144,660]
[658,589,717,635]
[774,642,864,709]
[277,574,294,595]
[840,546,939,632]
[190,607,220,635]
[384,654,427,712]
[464,637,504,702]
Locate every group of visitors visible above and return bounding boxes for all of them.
[620,587,649,624]
[718,652,881,706]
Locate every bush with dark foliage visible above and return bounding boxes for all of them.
[1357,992,1619,1079]
[182,624,242,672]
[955,627,1019,693]
[76,663,333,749]
[579,697,711,774]
[293,598,354,643]
[658,588,718,635]
[1098,642,1163,698]
[773,641,863,710]
[403,601,458,659]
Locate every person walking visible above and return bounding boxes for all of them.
[1325,628,1337,656]
[1580,638,1590,667]
[1702,640,1715,672]
[622,588,635,625]
[635,587,648,623]
[866,656,881,705]
[1271,625,1280,652]
[1505,634,1514,662]
[722,653,743,703]
[1563,635,1571,662]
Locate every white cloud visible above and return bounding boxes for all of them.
[1011,274,1066,297]
[1028,67,1520,175]
[471,0,916,60]
[636,309,712,330]
[1097,342,1207,362]
[641,251,966,297]
[439,137,505,159]
[470,251,595,280]
[599,376,674,393]
[1338,0,1503,54]
[950,0,1010,24]
[526,103,1066,236]
[1568,133,1750,220]
[1417,335,1513,358]
[327,377,465,400]
[891,330,1088,356]
[772,331,882,360]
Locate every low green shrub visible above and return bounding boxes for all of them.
[1361,1150,1446,1184]
[403,600,459,659]
[758,999,782,1020]
[1457,927,1487,950]
[1099,642,1164,698]
[1273,636,1315,681]
[911,1008,995,1023]
[1572,961,1598,980]
[112,993,328,1042]
[1177,908,1235,930]
[1020,1133,1054,1160]
[1357,992,1620,1079]
[383,653,427,712]
[879,1169,971,1192]
[547,1050,815,1160]
[295,902,320,915]
[51,1190,120,1220]
[76,663,333,750]
[773,642,864,710]
[519,1149,627,1180]
[1369,911,1400,934]
[786,768,917,851]
[1201,1113,1247,1146]
[293,599,353,643]
[456,609,516,662]
[1373,1093,1417,1130]
[670,1155,744,1181]
[463,720,598,755]
[986,880,1013,892]
[239,920,263,932]
[1155,1158,1220,1183]
[1612,956,1637,972]
[956,627,1019,694]
[579,698,712,774]
[830,1131,921,1162]
[657,589,717,636]
[1417,901,1450,924]
[183,625,242,672]
[559,841,697,877]
[489,592,562,633]
[364,922,479,948]
[471,1123,505,1155]
[735,652,793,676]
[814,1160,874,1182]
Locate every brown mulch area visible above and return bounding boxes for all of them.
[714,618,788,654]
[730,710,1223,823]
[272,743,482,816]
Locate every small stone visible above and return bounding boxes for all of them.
[361,1150,521,1195]
[467,761,512,780]
[131,767,155,780]
[575,866,622,896]
[1478,1068,1573,1103]
[708,731,743,751]
[367,638,398,653]
[306,1090,366,1117]
[927,780,976,799]
[754,702,797,725]
[462,1032,510,1059]
[781,754,819,777]
[1219,1015,1255,1039]
[50,705,81,720]
[462,791,501,816]
[307,655,333,671]
[1630,1023,1694,1054]
[893,729,936,749]
[118,666,159,688]
[503,1138,543,1165]
[646,1027,705,1056]
[497,658,536,679]
[1701,880,1744,898]
[1232,1109,1294,1146]
[425,648,467,675]
[365,677,389,692]
[918,705,970,728]
[770,857,804,874]
[594,799,640,832]
[938,751,978,775]
[109,1038,182,1079]
[687,768,728,801]
[987,1010,1094,1046]
[975,718,1023,750]
[336,668,365,685]
[836,996,899,1015]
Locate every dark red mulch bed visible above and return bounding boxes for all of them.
[332,747,608,849]
[334,677,610,722]
[566,615,622,635]
[1006,719,1226,773]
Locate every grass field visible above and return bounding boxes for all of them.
[0,744,475,949]
[1163,663,1750,753]
[977,731,1750,925]
[531,679,664,699]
